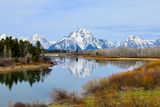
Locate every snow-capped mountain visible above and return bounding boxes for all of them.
[29,34,51,49]
[49,28,112,50]
[120,35,154,48]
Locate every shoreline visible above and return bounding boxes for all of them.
[82,55,160,61]
[0,61,57,73]
[45,53,160,61]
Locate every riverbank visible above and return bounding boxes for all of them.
[0,61,57,73]
[45,53,160,61]
[82,55,160,61]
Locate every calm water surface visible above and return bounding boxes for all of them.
[0,57,147,107]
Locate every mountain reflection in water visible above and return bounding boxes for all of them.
[55,57,147,78]
[0,68,52,90]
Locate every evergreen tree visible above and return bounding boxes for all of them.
[32,41,42,62]
[19,40,25,57]
[36,41,41,54]
[0,41,3,56]
[11,39,20,57]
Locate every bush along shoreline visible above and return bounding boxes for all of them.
[0,37,56,72]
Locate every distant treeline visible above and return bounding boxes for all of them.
[88,47,160,57]
[46,47,160,57]
[45,49,68,53]
[0,36,42,62]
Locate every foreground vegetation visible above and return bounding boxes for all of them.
[49,60,160,107]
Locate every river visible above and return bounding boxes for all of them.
[0,57,147,107]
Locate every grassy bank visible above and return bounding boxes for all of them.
[0,61,57,73]
[49,60,160,107]
[81,89,160,107]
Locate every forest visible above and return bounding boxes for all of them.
[0,36,43,65]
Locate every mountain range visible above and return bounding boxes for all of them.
[0,28,160,50]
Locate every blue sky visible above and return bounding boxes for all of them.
[0,0,160,42]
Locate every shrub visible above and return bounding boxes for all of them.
[50,88,84,105]
[96,52,99,55]
[14,57,19,63]
[32,55,39,62]
[13,102,47,107]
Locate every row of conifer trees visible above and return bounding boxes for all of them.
[0,36,42,62]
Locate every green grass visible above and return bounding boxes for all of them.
[120,89,160,104]
[79,89,160,107]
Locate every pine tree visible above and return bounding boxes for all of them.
[19,40,25,57]
[12,39,20,57]
[31,41,42,62]
[36,41,41,54]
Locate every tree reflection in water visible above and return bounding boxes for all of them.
[95,60,148,69]
[0,68,52,90]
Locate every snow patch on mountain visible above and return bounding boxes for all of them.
[29,34,51,49]
[50,41,56,45]
[0,34,8,40]
[19,36,29,41]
